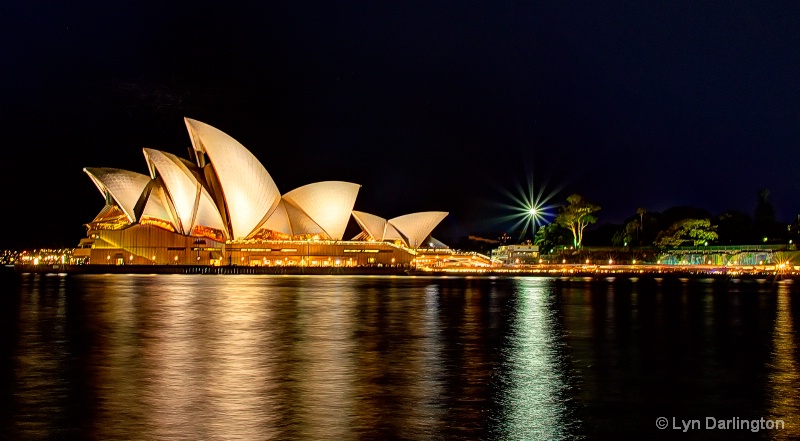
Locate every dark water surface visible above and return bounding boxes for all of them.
[1,273,799,440]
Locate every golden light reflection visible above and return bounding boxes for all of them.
[11,276,70,438]
[767,283,800,440]
[14,275,797,439]
[285,281,357,440]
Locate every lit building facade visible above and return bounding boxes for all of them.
[491,244,540,264]
[72,118,448,267]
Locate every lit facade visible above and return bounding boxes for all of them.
[491,244,540,264]
[72,118,448,267]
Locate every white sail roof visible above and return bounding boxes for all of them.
[282,181,360,240]
[141,180,176,226]
[143,149,194,233]
[143,148,226,236]
[388,212,448,248]
[352,210,447,247]
[283,200,326,236]
[260,200,293,236]
[184,118,281,239]
[84,118,450,246]
[384,223,404,241]
[352,211,388,241]
[84,168,151,223]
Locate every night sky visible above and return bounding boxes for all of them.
[3,2,800,249]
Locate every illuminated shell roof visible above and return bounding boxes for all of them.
[388,212,448,248]
[84,168,151,223]
[184,118,281,239]
[352,211,389,241]
[143,149,226,236]
[260,200,293,236]
[141,180,175,225]
[384,223,403,241]
[283,201,325,236]
[84,118,448,245]
[352,210,447,247]
[282,181,360,240]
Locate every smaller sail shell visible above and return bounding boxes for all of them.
[388,212,448,248]
[84,168,151,223]
[143,149,226,236]
[261,200,293,236]
[282,182,360,240]
[352,211,389,241]
[141,181,176,227]
[283,201,325,236]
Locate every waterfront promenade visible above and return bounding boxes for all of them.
[417,263,799,281]
[9,264,408,276]
[9,262,799,281]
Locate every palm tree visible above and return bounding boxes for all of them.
[636,207,647,244]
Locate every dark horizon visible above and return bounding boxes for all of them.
[3,2,800,249]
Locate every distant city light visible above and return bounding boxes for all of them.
[1,248,72,266]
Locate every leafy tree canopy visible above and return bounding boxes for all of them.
[555,194,601,248]
[534,223,571,253]
[655,218,718,247]
[612,219,639,246]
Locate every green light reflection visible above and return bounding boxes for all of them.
[493,278,583,439]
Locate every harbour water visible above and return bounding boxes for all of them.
[1,273,798,439]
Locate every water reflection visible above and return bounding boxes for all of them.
[2,274,799,439]
[768,283,800,440]
[491,278,582,439]
[12,275,72,438]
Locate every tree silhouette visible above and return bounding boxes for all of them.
[655,219,718,247]
[636,207,647,243]
[555,194,600,248]
[754,189,783,242]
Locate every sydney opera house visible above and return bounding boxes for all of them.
[72,118,448,268]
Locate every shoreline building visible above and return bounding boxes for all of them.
[491,244,540,264]
[72,118,448,267]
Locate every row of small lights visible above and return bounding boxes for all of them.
[19,249,72,265]
[105,254,399,266]
[509,258,793,267]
